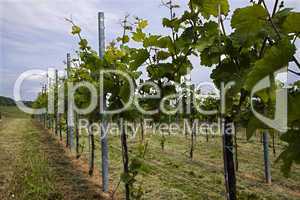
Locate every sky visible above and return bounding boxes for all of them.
[0,0,299,101]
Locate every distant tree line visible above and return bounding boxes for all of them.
[0,96,33,107]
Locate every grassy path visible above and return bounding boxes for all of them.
[0,118,25,199]
[0,113,109,200]
[1,106,300,200]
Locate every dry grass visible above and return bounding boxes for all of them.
[0,107,113,200]
[1,106,300,200]
[72,125,300,200]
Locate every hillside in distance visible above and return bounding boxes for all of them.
[0,96,15,106]
[0,96,33,107]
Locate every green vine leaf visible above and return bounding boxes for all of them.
[282,12,300,34]
[117,35,130,43]
[195,21,219,52]
[137,20,148,29]
[71,25,81,35]
[132,29,146,42]
[130,49,149,70]
[156,51,171,60]
[278,130,300,177]
[244,39,295,91]
[231,5,268,46]
[191,0,229,19]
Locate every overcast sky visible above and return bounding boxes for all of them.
[0,0,299,101]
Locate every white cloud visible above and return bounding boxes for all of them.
[1,0,300,99]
